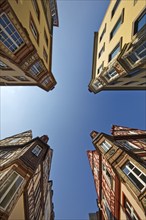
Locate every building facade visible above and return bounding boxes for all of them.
[89,0,146,93]
[0,0,59,91]
[0,130,54,220]
[87,125,146,220]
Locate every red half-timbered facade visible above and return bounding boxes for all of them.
[87,125,146,220]
[0,131,54,220]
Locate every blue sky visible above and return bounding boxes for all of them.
[0,0,146,219]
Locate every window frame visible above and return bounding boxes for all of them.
[105,68,118,80]
[110,9,124,40]
[108,40,122,62]
[102,164,113,188]
[99,24,106,42]
[32,145,42,157]
[44,29,48,47]
[0,13,24,53]
[123,194,140,220]
[43,47,48,63]
[29,13,39,44]
[111,0,121,19]
[0,171,24,210]
[133,9,146,35]
[32,0,40,21]
[98,43,105,58]
[122,161,146,191]
[97,62,104,74]
[28,60,44,77]
[100,140,111,152]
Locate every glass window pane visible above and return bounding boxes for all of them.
[129,173,144,190]
[0,176,23,209]
[0,172,17,198]
[137,13,146,32]
[123,166,129,175]
[133,167,141,176]
[140,174,146,183]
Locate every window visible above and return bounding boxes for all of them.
[0,60,9,69]
[0,171,23,210]
[32,145,42,156]
[117,140,138,150]
[29,61,43,77]
[111,0,121,18]
[30,14,39,43]
[98,63,104,74]
[9,138,21,144]
[134,10,146,35]
[44,29,48,46]
[32,0,40,20]
[0,13,24,52]
[0,150,15,159]
[122,161,146,191]
[124,195,140,220]
[99,24,106,42]
[102,164,113,187]
[43,77,50,86]
[110,15,123,40]
[109,43,120,62]
[0,76,15,81]
[93,80,102,89]
[127,42,146,64]
[14,76,29,81]
[98,44,105,58]
[102,194,114,220]
[101,140,111,152]
[43,48,48,62]
[105,68,118,80]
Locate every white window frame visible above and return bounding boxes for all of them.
[106,68,118,80]
[32,145,42,156]
[29,61,43,76]
[100,140,111,152]
[0,13,24,52]
[122,161,146,191]
[0,171,24,210]
[125,197,139,220]
[127,42,146,65]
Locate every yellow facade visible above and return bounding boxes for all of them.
[120,183,145,220]
[89,0,146,93]
[8,0,52,69]
[0,0,59,91]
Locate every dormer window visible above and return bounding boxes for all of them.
[101,140,111,152]
[32,145,42,156]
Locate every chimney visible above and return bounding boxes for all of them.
[40,135,49,144]
[90,131,99,139]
